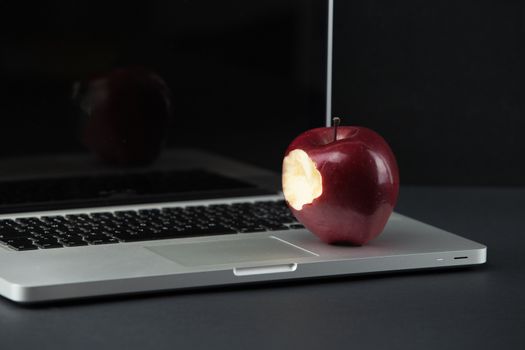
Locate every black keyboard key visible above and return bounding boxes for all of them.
[23,226,48,234]
[59,234,86,241]
[0,227,33,239]
[62,241,88,247]
[161,207,183,214]
[61,240,88,247]
[208,204,229,210]
[28,231,54,239]
[15,218,40,226]
[40,215,67,222]
[128,227,157,235]
[91,212,115,219]
[239,227,267,233]
[289,224,305,229]
[184,206,206,211]
[138,209,161,216]
[79,231,108,239]
[3,238,39,251]
[32,237,60,243]
[38,242,64,249]
[86,236,119,245]
[66,214,90,221]
[54,226,81,235]
[114,210,138,218]
[112,229,159,241]
[0,219,17,226]
[32,237,62,247]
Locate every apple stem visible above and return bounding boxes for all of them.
[332,117,341,142]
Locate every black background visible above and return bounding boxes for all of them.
[1,0,523,188]
[0,0,326,174]
[332,0,525,186]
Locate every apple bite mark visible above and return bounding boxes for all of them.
[282,149,323,211]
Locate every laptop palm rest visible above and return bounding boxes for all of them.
[146,236,316,268]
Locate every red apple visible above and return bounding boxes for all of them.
[282,119,399,245]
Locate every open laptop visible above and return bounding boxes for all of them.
[0,0,485,303]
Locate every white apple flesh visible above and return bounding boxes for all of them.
[282,149,323,210]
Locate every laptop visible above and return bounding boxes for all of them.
[0,0,485,303]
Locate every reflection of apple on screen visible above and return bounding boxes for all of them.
[75,66,172,166]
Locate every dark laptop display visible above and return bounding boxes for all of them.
[0,0,328,213]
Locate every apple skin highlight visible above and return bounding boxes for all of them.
[282,126,399,245]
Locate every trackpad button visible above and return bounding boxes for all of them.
[146,237,316,267]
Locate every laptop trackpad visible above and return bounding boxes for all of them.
[146,236,316,267]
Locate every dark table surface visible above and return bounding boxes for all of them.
[0,186,523,350]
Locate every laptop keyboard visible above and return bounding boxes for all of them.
[0,200,305,251]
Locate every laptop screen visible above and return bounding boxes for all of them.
[0,0,329,213]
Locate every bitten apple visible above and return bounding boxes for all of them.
[282,118,399,245]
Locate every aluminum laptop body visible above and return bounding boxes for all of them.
[0,0,486,303]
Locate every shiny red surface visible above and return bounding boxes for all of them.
[283,126,399,245]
